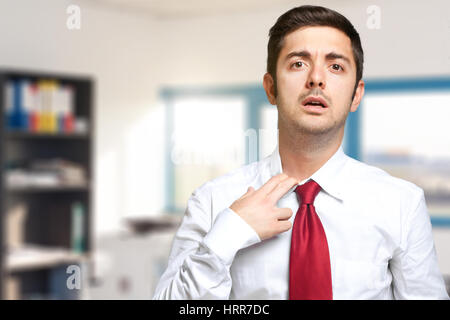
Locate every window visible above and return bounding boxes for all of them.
[162,86,268,212]
[171,95,246,209]
[362,78,450,227]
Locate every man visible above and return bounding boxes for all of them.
[153,5,449,299]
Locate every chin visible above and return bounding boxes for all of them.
[294,120,334,135]
[302,126,334,135]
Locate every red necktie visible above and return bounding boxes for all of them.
[289,179,333,300]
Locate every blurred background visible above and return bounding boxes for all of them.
[0,0,449,299]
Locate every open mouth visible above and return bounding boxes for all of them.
[300,96,329,113]
[301,96,329,109]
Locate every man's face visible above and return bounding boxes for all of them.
[264,26,364,136]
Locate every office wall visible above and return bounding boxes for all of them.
[0,0,165,235]
[157,0,450,87]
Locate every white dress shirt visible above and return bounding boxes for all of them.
[153,144,449,300]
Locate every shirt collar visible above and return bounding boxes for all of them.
[268,143,349,201]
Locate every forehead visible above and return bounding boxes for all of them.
[280,26,354,62]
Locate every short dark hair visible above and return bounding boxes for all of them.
[267,5,364,96]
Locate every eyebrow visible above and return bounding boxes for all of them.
[285,50,351,65]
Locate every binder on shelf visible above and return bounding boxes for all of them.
[29,83,39,132]
[71,202,85,254]
[9,80,32,131]
[60,84,75,133]
[4,78,77,134]
[4,80,14,128]
[36,80,46,132]
[22,80,34,131]
[38,79,55,133]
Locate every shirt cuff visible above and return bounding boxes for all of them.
[203,207,261,265]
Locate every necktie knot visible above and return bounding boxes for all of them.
[295,179,321,205]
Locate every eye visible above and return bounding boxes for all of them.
[331,64,343,71]
[292,61,304,69]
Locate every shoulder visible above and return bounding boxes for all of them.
[344,156,424,204]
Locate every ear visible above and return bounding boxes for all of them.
[263,72,277,105]
[350,79,365,112]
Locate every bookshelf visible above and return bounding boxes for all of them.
[0,69,94,299]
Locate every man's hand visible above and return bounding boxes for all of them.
[230,173,298,241]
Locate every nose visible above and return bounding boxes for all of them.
[306,63,326,90]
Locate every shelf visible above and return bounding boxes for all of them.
[5,131,89,139]
[0,69,93,299]
[6,245,87,273]
[6,184,90,193]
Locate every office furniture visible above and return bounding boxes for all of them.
[0,69,94,299]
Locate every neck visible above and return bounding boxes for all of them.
[278,125,344,182]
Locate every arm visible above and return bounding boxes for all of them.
[152,188,260,299]
[152,174,297,299]
[390,190,449,299]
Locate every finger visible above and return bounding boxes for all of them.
[258,173,289,196]
[241,186,255,199]
[276,208,293,221]
[276,220,292,233]
[267,176,298,204]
